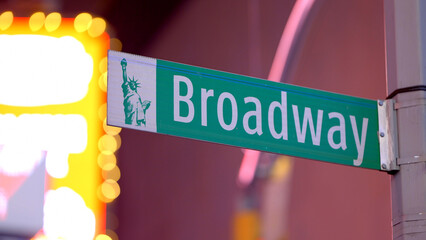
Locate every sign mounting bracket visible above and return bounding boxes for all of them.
[378,99,399,171]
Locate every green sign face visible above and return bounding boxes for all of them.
[107,50,381,170]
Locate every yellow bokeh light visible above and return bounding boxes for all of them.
[99,56,108,73]
[110,38,122,51]
[98,152,117,171]
[97,186,118,203]
[88,17,106,38]
[97,185,108,202]
[103,119,122,136]
[98,103,107,120]
[0,11,13,31]
[106,229,118,240]
[29,12,45,31]
[45,12,61,32]
[114,134,122,151]
[98,72,108,92]
[102,165,121,181]
[98,134,118,153]
[270,156,293,181]
[101,179,120,200]
[74,12,92,32]
[95,234,112,240]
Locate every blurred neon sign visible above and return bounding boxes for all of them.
[0,11,121,240]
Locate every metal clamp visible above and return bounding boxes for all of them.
[378,99,399,171]
[397,155,426,165]
[393,213,426,238]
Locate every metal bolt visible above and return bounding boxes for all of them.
[382,164,387,170]
[378,100,384,106]
[380,132,385,137]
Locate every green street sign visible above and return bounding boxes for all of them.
[107,50,381,170]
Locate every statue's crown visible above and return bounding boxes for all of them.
[121,58,127,67]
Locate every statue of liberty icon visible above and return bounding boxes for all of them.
[121,58,151,126]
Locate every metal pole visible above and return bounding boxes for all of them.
[384,0,426,239]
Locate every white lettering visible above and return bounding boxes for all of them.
[243,97,262,135]
[292,106,323,146]
[327,112,347,150]
[201,89,214,126]
[350,116,368,166]
[173,75,194,123]
[268,92,288,140]
[217,92,238,131]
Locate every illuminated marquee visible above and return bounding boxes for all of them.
[0,11,121,240]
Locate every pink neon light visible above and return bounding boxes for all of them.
[268,0,316,82]
[237,149,261,187]
[238,0,317,187]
